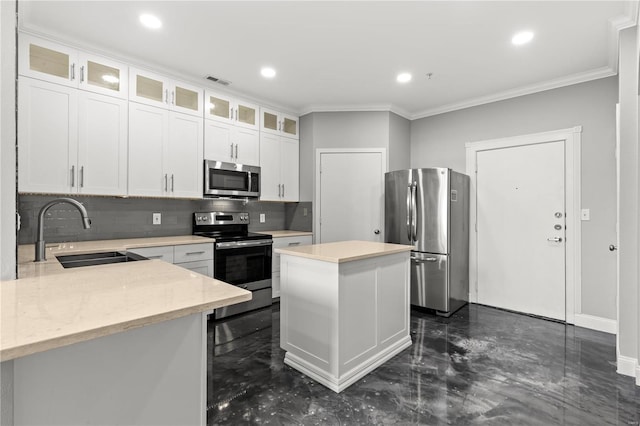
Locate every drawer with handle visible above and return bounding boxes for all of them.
[126,245,174,263]
[174,243,214,263]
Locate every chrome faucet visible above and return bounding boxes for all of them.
[35,198,91,262]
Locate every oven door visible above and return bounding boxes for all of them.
[204,160,260,198]
[214,239,272,290]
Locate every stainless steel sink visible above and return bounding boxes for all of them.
[56,251,148,268]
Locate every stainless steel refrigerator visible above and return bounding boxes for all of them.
[385,168,470,316]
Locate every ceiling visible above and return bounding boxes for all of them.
[19,1,638,119]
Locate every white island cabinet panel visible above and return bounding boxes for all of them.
[279,241,412,393]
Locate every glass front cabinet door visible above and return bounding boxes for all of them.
[261,108,299,140]
[19,34,77,87]
[205,91,258,130]
[78,53,128,98]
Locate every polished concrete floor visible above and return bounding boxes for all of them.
[207,304,640,425]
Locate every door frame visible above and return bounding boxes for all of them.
[465,126,582,324]
[315,148,388,244]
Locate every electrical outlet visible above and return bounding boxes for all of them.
[303,208,308,217]
[259,213,266,223]
[152,212,162,225]
[581,209,590,221]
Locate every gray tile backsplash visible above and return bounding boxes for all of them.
[18,195,312,244]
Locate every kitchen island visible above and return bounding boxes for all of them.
[276,240,413,393]
[2,239,251,426]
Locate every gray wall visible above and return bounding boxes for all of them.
[411,76,618,321]
[618,27,639,369]
[389,112,411,172]
[18,195,311,245]
[299,113,314,201]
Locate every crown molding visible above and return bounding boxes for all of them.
[410,66,616,120]
[299,104,412,120]
[608,9,639,73]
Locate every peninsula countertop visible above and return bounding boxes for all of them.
[3,235,251,362]
[259,230,313,238]
[275,240,413,263]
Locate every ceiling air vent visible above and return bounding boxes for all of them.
[205,75,231,86]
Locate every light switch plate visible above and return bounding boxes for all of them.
[259,213,266,223]
[581,209,590,221]
[153,212,162,225]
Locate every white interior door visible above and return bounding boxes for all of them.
[317,150,384,243]
[476,140,566,320]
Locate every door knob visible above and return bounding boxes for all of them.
[547,237,562,242]
[609,244,618,251]
[374,229,380,235]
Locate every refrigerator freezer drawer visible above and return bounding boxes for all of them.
[410,253,448,311]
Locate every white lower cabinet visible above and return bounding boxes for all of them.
[271,235,312,298]
[127,243,214,278]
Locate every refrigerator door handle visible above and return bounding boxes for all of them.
[411,182,418,242]
[406,184,413,242]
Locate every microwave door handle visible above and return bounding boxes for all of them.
[247,171,251,193]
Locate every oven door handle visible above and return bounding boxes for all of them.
[216,240,273,250]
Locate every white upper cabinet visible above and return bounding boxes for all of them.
[204,91,259,130]
[18,77,128,196]
[259,132,299,202]
[261,108,299,140]
[128,102,203,198]
[129,68,203,117]
[203,120,260,166]
[19,34,128,99]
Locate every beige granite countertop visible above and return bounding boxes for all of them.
[275,240,412,263]
[1,260,250,361]
[18,235,214,278]
[259,230,313,238]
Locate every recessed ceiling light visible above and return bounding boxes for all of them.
[512,31,534,45]
[397,73,412,83]
[261,67,276,78]
[139,14,162,30]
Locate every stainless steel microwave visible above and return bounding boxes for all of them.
[203,160,260,198]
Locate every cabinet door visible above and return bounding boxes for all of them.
[176,260,214,278]
[204,119,234,162]
[281,113,299,140]
[280,137,299,201]
[204,91,232,124]
[167,112,203,198]
[260,108,280,136]
[234,100,259,130]
[234,127,260,166]
[78,91,128,196]
[78,53,128,99]
[129,68,169,108]
[18,78,78,194]
[128,103,168,196]
[19,35,77,87]
[259,132,281,201]
[171,80,203,117]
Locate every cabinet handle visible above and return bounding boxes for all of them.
[229,108,233,120]
[288,242,300,246]
[282,184,285,197]
[171,91,175,105]
[185,251,205,256]
[235,144,238,159]
[70,63,75,81]
[235,108,238,122]
[164,174,168,192]
[164,89,169,104]
[80,66,85,83]
[278,184,281,197]
[80,166,84,188]
[171,174,174,192]
[230,143,234,159]
[71,165,75,187]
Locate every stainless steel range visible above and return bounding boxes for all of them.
[193,211,272,320]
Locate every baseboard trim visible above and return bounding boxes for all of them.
[617,354,637,377]
[573,313,617,334]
